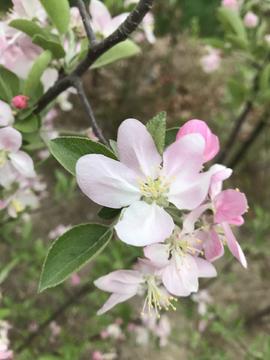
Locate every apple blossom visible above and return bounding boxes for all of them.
[244,12,259,28]
[12,95,29,109]
[183,165,248,267]
[49,224,72,240]
[144,228,217,297]
[0,101,14,127]
[0,127,36,188]
[89,0,129,39]
[140,13,156,44]
[0,188,39,218]
[176,120,219,163]
[9,0,47,23]
[200,46,221,73]
[76,118,213,246]
[0,321,13,360]
[71,273,81,285]
[94,258,178,317]
[155,315,171,347]
[191,289,213,315]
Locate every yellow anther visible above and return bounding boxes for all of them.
[166,307,169,311]
[192,250,196,255]
[140,182,143,186]
[151,187,155,191]
[142,180,145,183]
[181,263,183,265]
[159,307,162,310]
[222,241,226,245]
[236,188,239,191]
[201,251,204,255]
[170,297,174,300]
[147,176,150,179]
[174,298,178,301]
[158,174,162,178]
[163,175,166,179]
[190,234,194,237]
[173,307,177,311]
[147,187,150,191]
[136,177,139,180]
[172,175,176,179]
[150,167,154,171]
[247,205,250,209]
[151,305,153,309]
[166,250,169,253]
[141,312,144,316]
[153,299,156,302]
[185,241,189,245]
[157,165,162,169]
[140,166,143,170]
[12,200,24,213]
[195,239,202,243]
[161,187,165,191]
[148,301,151,305]
[158,314,161,319]
[201,226,204,230]
[154,194,158,198]
[149,313,153,317]
[166,181,172,185]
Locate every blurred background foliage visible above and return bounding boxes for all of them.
[0,0,222,37]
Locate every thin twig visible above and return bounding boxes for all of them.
[76,0,98,47]
[228,109,270,168]
[216,101,253,164]
[74,80,109,147]
[16,283,94,354]
[34,0,154,114]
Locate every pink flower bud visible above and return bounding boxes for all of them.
[100,331,107,339]
[128,323,136,330]
[244,12,259,28]
[115,317,122,325]
[221,0,239,12]
[71,273,81,285]
[12,95,30,109]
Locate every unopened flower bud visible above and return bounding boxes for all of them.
[12,95,30,109]
[244,12,259,28]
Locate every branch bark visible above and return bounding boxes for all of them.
[76,0,97,47]
[74,79,109,147]
[34,0,154,115]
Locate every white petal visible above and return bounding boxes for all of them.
[115,201,174,246]
[9,151,36,178]
[76,154,141,208]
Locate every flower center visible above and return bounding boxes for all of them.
[136,165,175,206]
[12,199,25,213]
[0,150,7,169]
[141,276,177,318]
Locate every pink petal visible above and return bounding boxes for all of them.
[194,256,217,277]
[76,154,141,208]
[208,164,232,199]
[221,222,247,268]
[9,151,36,178]
[168,171,212,210]
[183,203,211,233]
[162,133,205,178]
[94,270,143,293]
[214,189,247,223]
[0,127,22,152]
[97,292,137,315]
[0,162,19,188]
[201,228,224,262]
[115,201,174,246]
[0,101,14,126]
[117,119,162,179]
[228,215,244,226]
[143,244,170,268]
[176,120,219,162]
[89,0,111,32]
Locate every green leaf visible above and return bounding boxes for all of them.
[39,223,112,292]
[164,127,179,149]
[32,35,66,59]
[49,136,118,176]
[8,19,48,39]
[98,207,122,220]
[227,78,247,105]
[0,309,11,319]
[13,113,39,133]
[218,7,247,42]
[24,50,52,97]
[226,34,248,51]
[0,259,18,284]
[202,38,227,51]
[90,40,141,69]
[0,66,21,102]
[146,112,166,155]
[109,139,119,159]
[40,0,70,34]
[259,63,270,91]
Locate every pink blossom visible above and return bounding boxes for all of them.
[183,165,248,267]
[221,0,239,12]
[38,149,51,161]
[198,320,207,332]
[87,127,99,141]
[0,351,13,359]
[0,101,14,127]
[200,46,220,73]
[92,351,117,360]
[12,95,29,109]
[71,273,81,285]
[144,228,217,297]
[100,331,107,339]
[244,12,259,28]
[49,224,72,240]
[140,13,156,44]
[0,188,39,218]
[94,258,176,316]
[0,127,36,188]
[155,315,170,347]
[176,120,219,163]
[115,317,122,325]
[10,0,47,23]
[106,324,122,339]
[191,290,213,315]
[28,322,38,332]
[89,0,129,38]
[76,118,213,246]
[128,323,136,330]
[135,326,149,345]
[49,321,61,337]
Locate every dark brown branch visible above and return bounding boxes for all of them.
[228,109,270,168]
[216,101,253,164]
[34,0,154,115]
[16,283,94,354]
[74,79,109,147]
[245,305,270,327]
[76,0,97,47]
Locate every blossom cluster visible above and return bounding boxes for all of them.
[76,118,248,319]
